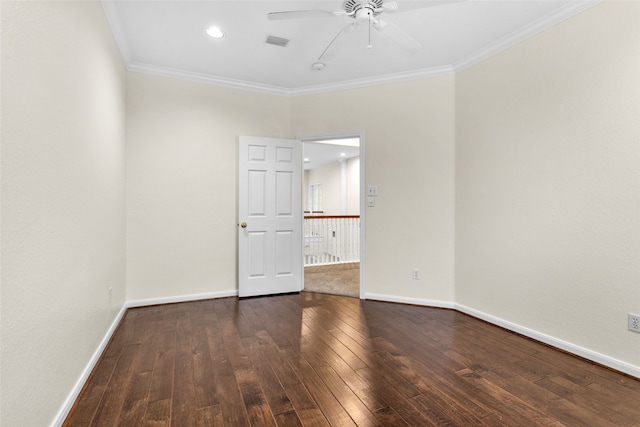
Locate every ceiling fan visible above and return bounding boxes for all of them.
[267,0,457,63]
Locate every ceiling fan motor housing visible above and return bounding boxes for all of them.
[345,0,385,17]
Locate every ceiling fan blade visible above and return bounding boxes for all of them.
[373,18,421,54]
[372,1,398,15]
[267,10,344,20]
[318,23,358,62]
[394,0,466,13]
[382,1,399,12]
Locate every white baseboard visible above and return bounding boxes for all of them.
[51,304,128,427]
[455,303,640,380]
[364,292,455,309]
[126,289,238,308]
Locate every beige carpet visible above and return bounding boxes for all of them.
[303,262,360,298]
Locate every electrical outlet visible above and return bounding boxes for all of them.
[109,287,113,304]
[412,268,420,280]
[629,313,640,333]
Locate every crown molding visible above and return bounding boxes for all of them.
[127,62,454,96]
[128,63,293,96]
[103,0,602,96]
[288,66,455,96]
[453,0,602,72]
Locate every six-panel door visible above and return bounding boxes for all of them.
[238,136,302,297]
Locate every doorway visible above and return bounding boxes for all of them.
[300,134,365,298]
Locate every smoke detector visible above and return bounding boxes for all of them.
[311,62,326,71]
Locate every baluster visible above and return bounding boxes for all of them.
[304,216,360,266]
[341,218,345,262]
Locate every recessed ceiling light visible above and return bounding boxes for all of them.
[206,26,224,39]
[340,152,346,157]
[304,158,311,163]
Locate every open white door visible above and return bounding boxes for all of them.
[238,136,302,297]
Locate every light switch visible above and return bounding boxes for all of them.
[367,185,378,196]
[367,197,375,207]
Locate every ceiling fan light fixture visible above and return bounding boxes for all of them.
[268,0,424,63]
[206,26,224,39]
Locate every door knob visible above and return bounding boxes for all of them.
[240,222,247,228]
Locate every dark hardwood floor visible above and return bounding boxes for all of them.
[64,292,640,426]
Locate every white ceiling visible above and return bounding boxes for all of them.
[101,0,598,95]
[303,139,360,170]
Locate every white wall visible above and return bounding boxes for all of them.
[347,157,360,215]
[304,157,360,216]
[126,72,290,302]
[291,77,456,303]
[0,1,126,425]
[126,75,456,306]
[455,1,640,369]
[306,161,341,214]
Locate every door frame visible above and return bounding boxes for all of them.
[298,131,366,299]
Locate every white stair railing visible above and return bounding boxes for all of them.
[304,216,360,266]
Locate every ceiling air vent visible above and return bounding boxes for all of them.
[265,35,290,48]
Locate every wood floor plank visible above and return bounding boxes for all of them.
[63,354,119,427]
[242,336,296,416]
[234,364,278,427]
[196,405,224,427]
[205,322,251,426]
[283,383,330,427]
[144,398,171,427]
[313,364,379,426]
[118,370,152,426]
[289,357,358,426]
[455,367,569,426]
[145,332,176,404]
[376,352,491,425]
[171,314,198,427]
[273,410,304,427]
[88,343,139,425]
[371,406,409,426]
[193,332,218,410]
[300,331,386,413]
[301,312,368,371]
[65,292,640,427]
[355,366,438,426]
[260,342,305,389]
[533,376,628,426]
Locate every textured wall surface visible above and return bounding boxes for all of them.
[126,72,290,301]
[455,1,640,368]
[291,77,457,303]
[0,1,127,425]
